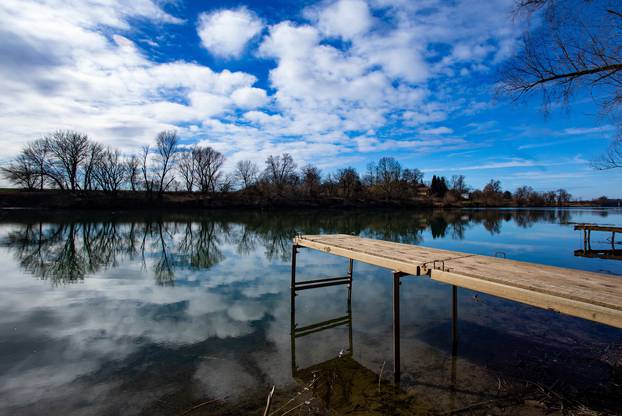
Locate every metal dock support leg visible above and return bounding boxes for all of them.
[452,285,458,346]
[588,229,592,250]
[449,342,458,411]
[393,271,401,384]
[347,259,354,308]
[291,244,298,326]
[290,244,298,375]
[347,258,354,354]
[347,258,354,302]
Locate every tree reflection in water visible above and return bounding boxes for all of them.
[0,208,585,285]
[0,207,619,415]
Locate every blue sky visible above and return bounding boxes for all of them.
[0,0,620,198]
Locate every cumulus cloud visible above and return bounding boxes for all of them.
[315,0,372,39]
[231,87,269,109]
[0,0,524,171]
[197,8,263,58]
[0,0,268,156]
[258,20,426,138]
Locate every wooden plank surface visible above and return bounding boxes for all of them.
[294,234,622,329]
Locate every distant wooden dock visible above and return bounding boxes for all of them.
[291,234,622,382]
[574,223,622,260]
[574,223,621,250]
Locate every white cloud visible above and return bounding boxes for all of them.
[258,20,429,140]
[563,125,615,135]
[315,0,372,39]
[231,87,269,109]
[243,111,285,126]
[435,157,585,172]
[404,106,448,125]
[0,1,266,156]
[458,159,537,170]
[197,8,263,58]
[0,0,527,172]
[420,126,454,135]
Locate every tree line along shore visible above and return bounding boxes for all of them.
[0,129,614,210]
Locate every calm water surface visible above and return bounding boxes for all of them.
[0,208,621,415]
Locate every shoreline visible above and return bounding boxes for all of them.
[0,188,616,210]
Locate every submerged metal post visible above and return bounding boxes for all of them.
[290,244,298,375]
[393,271,401,384]
[449,340,458,413]
[347,258,354,354]
[452,285,458,345]
[588,229,592,250]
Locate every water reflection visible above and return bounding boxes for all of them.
[290,273,442,415]
[0,208,586,285]
[0,208,620,415]
[290,257,622,415]
[575,248,622,260]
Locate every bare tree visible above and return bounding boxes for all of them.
[543,190,557,205]
[450,174,469,196]
[501,0,622,165]
[376,157,402,198]
[1,139,50,190]
[217,173,235,193]
[556,188,572,204]
[502,1,622,105]
[336,167,360,199]
[126,155,140,191]
[234,160,259,189]
[481,179,503,204]
[483,179,502,194]
[82,142,103,191]
[263,153,297,195]
[25,139,50,190]
[45,130,90,190]
[514,185,536,205]
[300,164,322,197]
[154,130,179,193]
[1,154,39,189]
[402,168,423,186]
[92,148,126,193]
[195,146,225,193]
[177,147,197,192]
[593,137,622,169]
[140,145,154,192]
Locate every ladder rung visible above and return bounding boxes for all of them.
[294,278,350,291]
[295,316,351,337]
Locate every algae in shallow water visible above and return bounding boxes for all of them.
[294,355,433,415]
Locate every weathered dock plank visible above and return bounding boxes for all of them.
[293,234,622,329]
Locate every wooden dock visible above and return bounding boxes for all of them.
[291,234,622,383]
[574,223,621,251]
[293,234,622,329]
